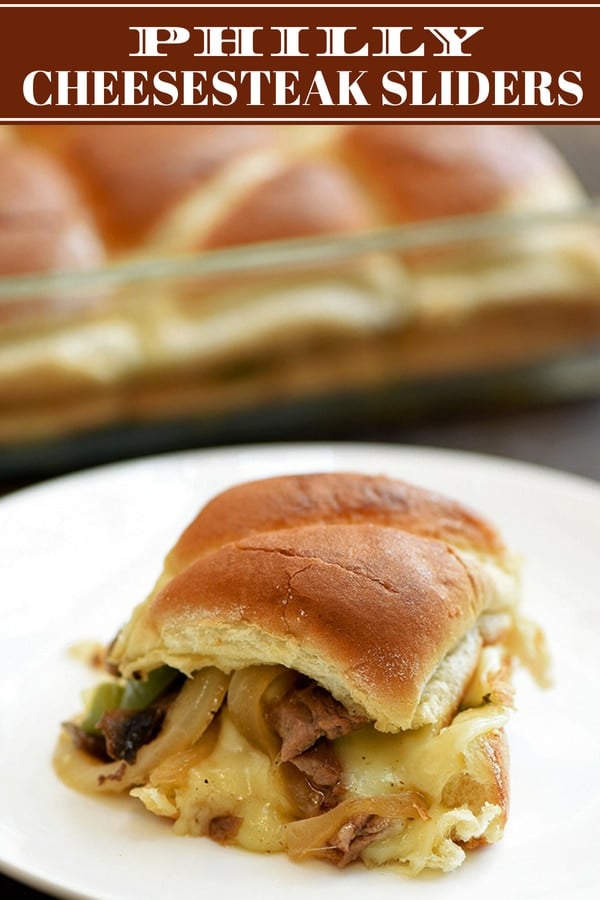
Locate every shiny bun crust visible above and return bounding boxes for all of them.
[10,123,581,266]
[0,139,104,312]
[1,124,591,445]
[110,473,520,732]
[69,124,583,255]
[343,124,580,222]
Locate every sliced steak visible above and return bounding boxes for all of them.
[97,706,166,764]
[319,814,392,867]
[267,682,367,761]
[208,815,243,844]
[62,721,112,762]
[288,739,346,811]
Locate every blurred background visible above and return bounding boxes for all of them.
[1,123,600,899]
[1,123,600,491]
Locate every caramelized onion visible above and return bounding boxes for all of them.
[149,720,221,790]
[54,667,229,794]
[285,793,429,860]
[227,665,297,759]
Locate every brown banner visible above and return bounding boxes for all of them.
[0,4,598,121]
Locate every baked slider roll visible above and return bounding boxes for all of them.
[55,473,549,874]
[0,137,105,326]
[4,125,599,447]
[43,124,279,251]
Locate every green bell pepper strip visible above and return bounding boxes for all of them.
[120,666,180,710]
[79,666,179,734]
[80,682,124,734]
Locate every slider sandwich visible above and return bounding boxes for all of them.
[55,472,549,873]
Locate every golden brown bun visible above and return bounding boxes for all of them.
[2,124,594,444]
[111,473,520,732]
[202,161,374,249]
[343,124,580,221]
[0,139,105,322]
[18,123,582,259]
[45,124,278,248]
[166,471,504,579]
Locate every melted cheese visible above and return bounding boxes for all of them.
[336,705,508,873]
[132,702,508,872]
[134,710,293,853]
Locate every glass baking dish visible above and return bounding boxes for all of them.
[1,200,600,478]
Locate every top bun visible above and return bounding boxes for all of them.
[24,123,582,257]
[342,124,581,222]
[166,471,505,578]
[110,473,520,732]
[0,138,105,323]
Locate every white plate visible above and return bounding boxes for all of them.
[1,443,599,900]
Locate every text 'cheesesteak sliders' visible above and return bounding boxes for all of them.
[54,472,549,874]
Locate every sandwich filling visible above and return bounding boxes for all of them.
[55,639,519,873]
